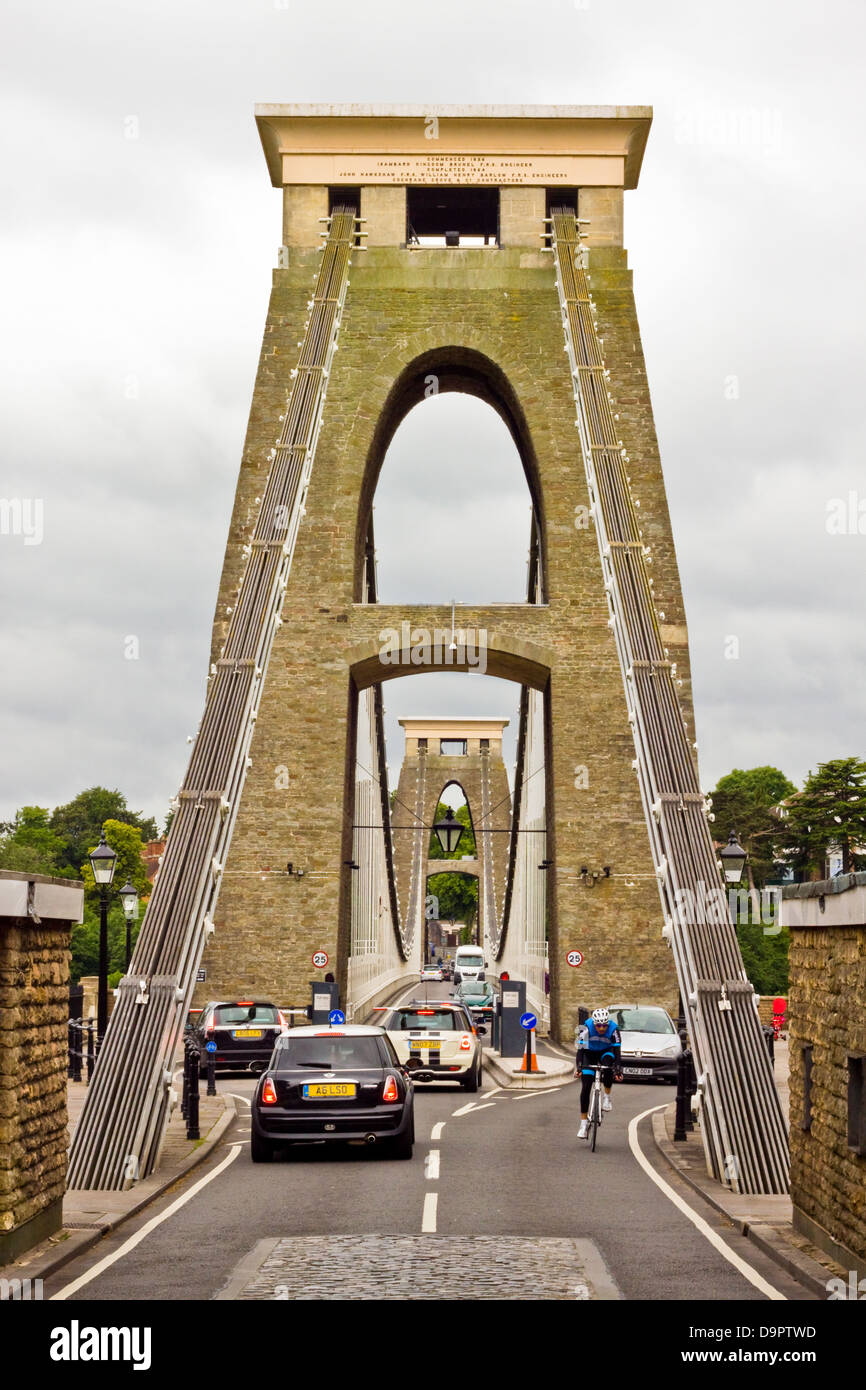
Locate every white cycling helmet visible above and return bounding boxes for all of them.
[591,1007,610,1026]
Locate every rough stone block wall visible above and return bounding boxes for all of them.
[282,185,329,248]
[0,918,70,1257]
[579,187,624,246]
[499,187,545,247]
[789,922,866,1264]
[362,186,406,246]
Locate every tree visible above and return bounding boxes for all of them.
[0,806,76,877]
[709,767,795,890]
[780,757,866,877]
[427,871,478,932]
[51,787,158,875]
[79,819,152,904]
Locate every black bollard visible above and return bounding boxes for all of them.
[684,1048,696,1131]
[206,1048,217,1097]
[186,1048,200,1140]
[674,1048,688,1142]
[181,1041,190,1120]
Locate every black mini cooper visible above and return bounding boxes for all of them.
[250,1024,415,1161]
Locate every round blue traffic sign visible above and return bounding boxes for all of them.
[205,1040,217,1053]
[329,1009,346,1026]
[520,1012,537,1031]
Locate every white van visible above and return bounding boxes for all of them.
[453,945,486,984]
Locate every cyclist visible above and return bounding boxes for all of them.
[575,1007,622,1139]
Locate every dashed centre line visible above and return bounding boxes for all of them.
[430,1121,445,1141]
[421,1192,438,1233]
[424,1149,440,1180]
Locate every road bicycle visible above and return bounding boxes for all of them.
[583,1052,617,1152]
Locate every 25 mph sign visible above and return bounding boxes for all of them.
[311,951,329,969]
[566,950,584,968]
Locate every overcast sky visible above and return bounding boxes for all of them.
[1,0,864,831]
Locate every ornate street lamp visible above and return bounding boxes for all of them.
[720,829,748,885]
[433,807,464,857]
[119,879,139,970]
[89,831,117,1040]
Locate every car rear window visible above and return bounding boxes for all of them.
[214,1004,280,1026]
[389,1009,466,1032]
[612,1007,675,1035]
[273,1036,386,1070]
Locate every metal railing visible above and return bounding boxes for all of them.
[548,208,789,1194]
[67,208,358,1190]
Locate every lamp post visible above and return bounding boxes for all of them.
[119,879,139,970]
[89,831,117,1041]
[720,829,747,885]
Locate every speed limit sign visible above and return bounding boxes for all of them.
[566,949,584,968]
[311,950,329,969]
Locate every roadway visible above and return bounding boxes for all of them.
[46,984,816,1303]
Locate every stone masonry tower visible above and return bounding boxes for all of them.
[197,105,693,1037]
[391,717,511,955]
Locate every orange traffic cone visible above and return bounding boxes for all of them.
[519,1027,540,1072]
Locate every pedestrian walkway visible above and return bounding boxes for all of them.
[653,1039,843,1298]
[0,1075,235,1289]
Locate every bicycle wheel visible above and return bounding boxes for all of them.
[589,1087,600,1152]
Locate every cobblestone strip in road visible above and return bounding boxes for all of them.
[219,1235,621,1300]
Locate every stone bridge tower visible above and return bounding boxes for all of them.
[391,717,511,957]
[198,104,693,1035]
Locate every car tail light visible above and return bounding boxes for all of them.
[459,1034,472,1051]
[237,1000,255,1006]
[416,1010,435,1016]
[261,1077,278,1106]
[382,1075,400,1103]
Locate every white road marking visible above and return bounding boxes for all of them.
[225,1092,252,1105]
[628,1106,787,1301]
[451,1101,496,1116]
[430,1122,446,1140]
[484,1085,504,1098]
[421,1192,438,1232]
[424,1149,440,1180]
[51,1144,243,1301]
[513,1086,569,1100]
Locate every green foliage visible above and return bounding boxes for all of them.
[428,801,476,859]
[709,767,795,887]
[50,786,158,876]
[427,870,478,929]
[70,902,141,985]
[0,806,77,877]
[736,922,789,996]
[780,757,866,876]
[80,819,151,904]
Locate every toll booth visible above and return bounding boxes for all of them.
[310,980,339,1024]
[498,978,527,1059]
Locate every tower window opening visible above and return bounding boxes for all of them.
[407,187,499,248]
[544,188,580,245]
[440,739,467,756]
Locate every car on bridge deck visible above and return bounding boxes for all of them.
[250,1024,415,1161]
[382,1000,484,1091]
[453,976,495,1026]
[420,965,444,982]
[606,1003,682,1083]
[192,999,289,1074]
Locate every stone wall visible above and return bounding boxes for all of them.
[0,873,82,1263]
[784,875,866,1272]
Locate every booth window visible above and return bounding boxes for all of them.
[407,187,499,247]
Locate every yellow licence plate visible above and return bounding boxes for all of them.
[234,1029,263,1038]
[411,1039,439,1048]
[303,1083,356,1099]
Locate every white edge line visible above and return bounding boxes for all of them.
[425,1150,440,1181]
[51,1144,243,1301]
[225,1092,252,1105]
[628,1106,786,1301]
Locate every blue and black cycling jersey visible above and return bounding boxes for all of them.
[575,1019,621,1076]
